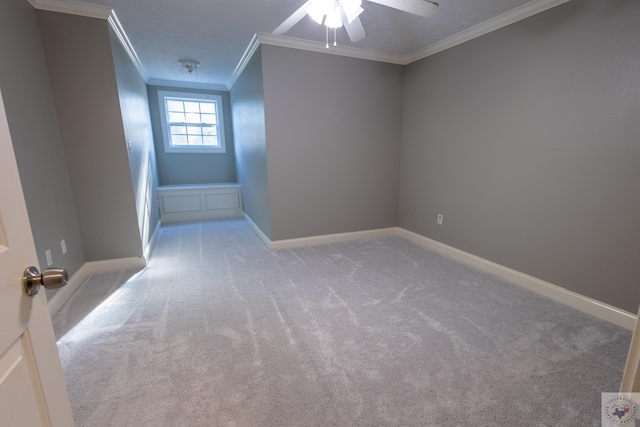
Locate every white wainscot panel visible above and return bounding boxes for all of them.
[205,192,239,211]
[163,194,201,213]
[159,184,242,223]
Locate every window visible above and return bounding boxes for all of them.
[158,91,226,154]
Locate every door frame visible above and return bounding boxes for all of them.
[621,305,640,392]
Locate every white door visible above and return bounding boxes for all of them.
[0,90,74,426]
[621,306,640,392]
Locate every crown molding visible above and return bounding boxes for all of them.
[405,0,572,64]
[257,33,406,65]
[27,0,112,19]
[28,0,149,81]
[258,0,572,70]
[107,11,149,81]
[147,79,229,92]
[32,0,572,90]
[226,34,261,90]
[226,32,406,90]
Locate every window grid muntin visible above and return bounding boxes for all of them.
[165,97,219,148]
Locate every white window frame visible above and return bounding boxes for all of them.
[157,90,227,154]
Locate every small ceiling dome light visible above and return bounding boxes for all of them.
[178,59,200,73]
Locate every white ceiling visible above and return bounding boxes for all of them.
[33,0,567,88]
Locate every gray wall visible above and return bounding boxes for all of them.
[261,45,403,241]
[38,11,143,261]
[398,0,640,313]
[110,28,160,252]
[229,48,271,238]
[148,85,236,185]
[0,0,85,286]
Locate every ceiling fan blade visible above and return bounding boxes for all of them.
[341,11,367,42]
[367,0,438,18]
[273,1,313,35]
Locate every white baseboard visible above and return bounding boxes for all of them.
[243,213,397,250]
[241,216,636,330]
[144,219,162,261]
[161,210,244,223]
[243,213,271,249]
[269,227,398,250]
[397,228,637,331]
[50,219,635,331]
[47,256,146,317]
[243,213,398,251]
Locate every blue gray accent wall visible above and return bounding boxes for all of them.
[0,0,85,289]
[148,85,236,185]
[261,45,403,241]
[229,48,271,238]
[398,0,640,313]
[38,11,143,261]
[110,27,160,252]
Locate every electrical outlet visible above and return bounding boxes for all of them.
[45,249,53,266]
[61,239,67,254]
[437,214,443,225]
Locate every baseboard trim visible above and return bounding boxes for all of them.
[241,218,636,329]
[144,219,162,261]
[47,256,146,317]
[243,213,271,249]
[161,210,244,223]
[270,227,398,250]
[397,228,636,331]
[243,214,398,251]
[57,219,633,330]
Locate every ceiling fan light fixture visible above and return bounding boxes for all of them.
[281,0,439,48]
[325,7,343,28]
[307,0,360,28]
[307,0,331,25]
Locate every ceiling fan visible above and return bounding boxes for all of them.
[273,0,438,44]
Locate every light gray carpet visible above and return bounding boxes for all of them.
[53,219,631,426]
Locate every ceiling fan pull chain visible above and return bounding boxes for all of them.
[326,25,329,48]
